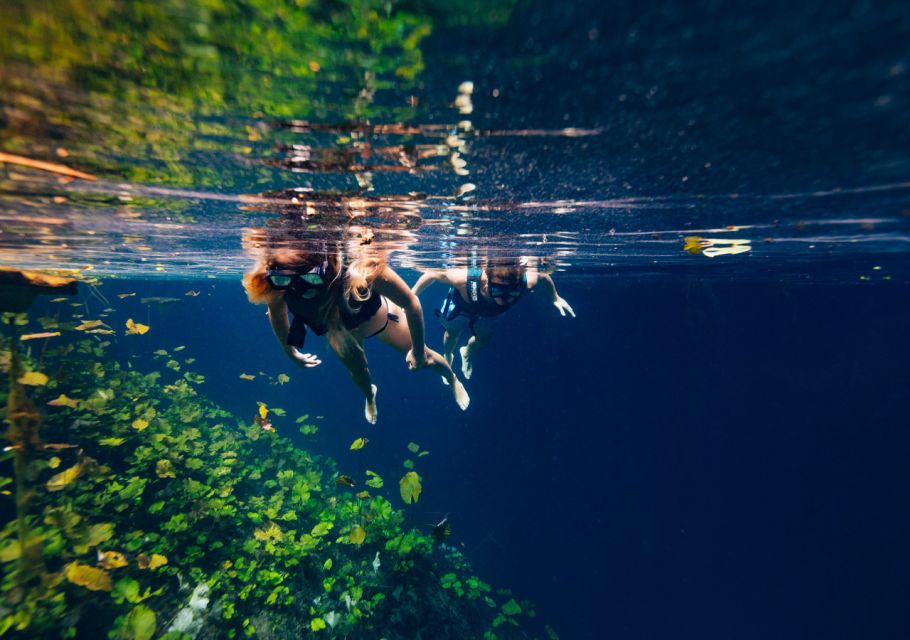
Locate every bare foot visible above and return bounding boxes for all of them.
[364,384,378,424]
[459,345,473,380]
[451,377,470,410]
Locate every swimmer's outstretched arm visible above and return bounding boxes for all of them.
[373,267,430,369]
[411,269,462,295]
[536,274,576,318]
[266,295,322,367]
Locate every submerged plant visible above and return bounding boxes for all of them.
[0,313,548,639]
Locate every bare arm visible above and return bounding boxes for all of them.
[373,266,430,368]
[535,274,576,318]
[266,294,322,367]
[411,269,454,295]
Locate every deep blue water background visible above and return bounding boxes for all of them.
[73,269,910,640]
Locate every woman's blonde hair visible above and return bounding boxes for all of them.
[241,221,386,358]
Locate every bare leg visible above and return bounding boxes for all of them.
[331,337,378,424]
[459,324,493,380]
[443,328,461,366]
[376,302,470,411]
[426,347,470,410]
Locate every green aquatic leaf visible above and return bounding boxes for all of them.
[403,459,415,470]
[365,470,383,489]
[399,471,422,504]
[310,522,333,537]
[502,599,522,616]
[120,604,157,640]
[407,442,420,453]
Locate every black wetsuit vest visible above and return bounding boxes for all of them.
[438,268,525,322]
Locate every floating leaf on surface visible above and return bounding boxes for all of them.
[418,451,430,458]
[132,418,149,431]
[239,373,256,380]
[18,371,48,386]
[65,562,112,591]
[310,618,326,631]
[125,318,150,335]
[407,442,420,453]
[48,456,61,469]
[403,459,415,470]
[399,471,422,504]
[258,404,269,420]
[74,320,104,331]
[349,437,367,451]
[99,437,125,446]
[323,558,332,571]
[310,522,333,537]
[277,373,290,384]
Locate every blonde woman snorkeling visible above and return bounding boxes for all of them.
[412,255,575,379]
[243,224,469,423]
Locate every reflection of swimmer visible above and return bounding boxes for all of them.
[412,256,575,380]
[243,224,468,424]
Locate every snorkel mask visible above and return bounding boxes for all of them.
[266,260,329,299]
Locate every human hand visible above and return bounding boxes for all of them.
[289,348,322,368]
[553,297,576,318]
[406,348,429,371]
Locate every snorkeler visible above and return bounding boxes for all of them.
[243,224,469,424]
[411,255,575,380]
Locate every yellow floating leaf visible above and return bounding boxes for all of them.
[97,550,128,569]
[259,404,269,420]
[147,553,168,569]
[683,236,704,254]
[18,371,48,386]
[48,457,61,469]
[21,331,61,341]
[399,471,422,504]
[75,320,104,331]
[132,418,149,431]
[254,523,283,542]
[155,460,176,478]
[356,491,371,500]
[349,526,366,545]
[65,562,112,591]
[125,318,150,335]
[47,462,82,491]
[48,394,79,409]
[239,373,256,380]
[349,437,367,451]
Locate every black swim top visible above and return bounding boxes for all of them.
[284,268,382,348]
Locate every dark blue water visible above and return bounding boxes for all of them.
[6,0,910,637]
[50,267,909,639]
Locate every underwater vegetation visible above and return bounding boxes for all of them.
[0,310,547,639]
